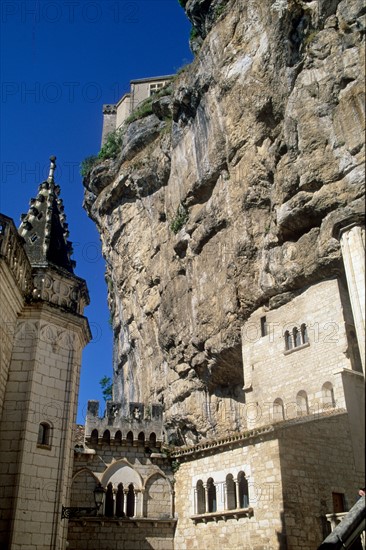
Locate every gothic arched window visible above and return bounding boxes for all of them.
[296,390,309,416]
[226,474,237,510]
[207,478,216,513]
[116,483,124,517]
[126,484,135,517]
[300,323,308,344]
[273,398,285,422]
[105,483,114,517]
[196,480,205,514]
[284,330,292,350]
[322,382,335,409]
[293,327,301,347]
[238,471,249,508]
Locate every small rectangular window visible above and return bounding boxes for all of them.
[332,492,345,513]
[260,316,268,337]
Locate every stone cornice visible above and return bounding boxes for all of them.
[170,409,347,459]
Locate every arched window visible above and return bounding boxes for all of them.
[115,430,122,444]
[207,478,216,513]
[37,423,51,446]
[102,430,110,445]
[296,391,309,416]
[105,483,114,517]
[196,480,206,514]
[149,433,157,447]
[138,432,145,446]
[293,327,301,347]
[90,429,98,444]
[126,431,133,446]
[238,471,249,508]
[273,398,285,422]
[126,483,135,517]
[322,382,335,409]
[300,323,308,344]
[116,483,124,517]
[284,330,292,350]
[226,474,237,510]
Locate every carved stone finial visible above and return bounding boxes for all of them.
[48,156,57,182]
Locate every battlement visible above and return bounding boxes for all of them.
[85,400,164,447]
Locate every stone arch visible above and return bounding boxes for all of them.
[116,483,124,517]
[284,330,292,350]
[105,482,114,517]
[138,431,145,446]
[115,430,122,444]
[70,468,99,508]
[196,480,205,514]
[226,473,237,510]
[238,471,249,508]
[126,431,134,445]
[102,430,110,444]
[296,390,309,416]
[101,459,142,491]
[207,477,216,512]
[126,483,135,517]
[143,473,171,518]
[322,382,336,409]
[273,398,285,422]
[300,323,308,344]
[90,429,98,444]
[149,432,157,447]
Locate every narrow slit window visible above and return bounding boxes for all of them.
[260,316,268,337]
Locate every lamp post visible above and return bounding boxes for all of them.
[61,483,105,520]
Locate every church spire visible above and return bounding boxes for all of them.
[19,156,76,273]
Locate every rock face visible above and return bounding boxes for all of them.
[83,0,365,445]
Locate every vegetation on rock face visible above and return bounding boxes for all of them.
[170,204,189,234]
[98,128,124,160]
[125,97,154,124]
[80,128,124,176]
[80,155,99,177]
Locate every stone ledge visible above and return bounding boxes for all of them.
[191,507,254,524]
[283,342,310,356]
[68,517,177,527]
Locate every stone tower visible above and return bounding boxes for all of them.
[0,157,91,550]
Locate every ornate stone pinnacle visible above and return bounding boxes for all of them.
[48,156,57,182]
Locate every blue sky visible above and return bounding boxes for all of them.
[0,0,193,423]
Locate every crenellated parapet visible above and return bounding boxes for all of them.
[85,400,164,447]
[0,214,32,296]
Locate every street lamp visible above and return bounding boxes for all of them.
[61,483,105,520]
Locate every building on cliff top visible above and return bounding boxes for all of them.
[101,74,174,145]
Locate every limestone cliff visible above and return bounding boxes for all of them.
[83,0,365,445]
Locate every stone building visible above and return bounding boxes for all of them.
[67,218,365,548]
[0,158,91,550]
[101,74,173,144]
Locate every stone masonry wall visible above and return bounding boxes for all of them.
[0,304,87,550]
[173,411,364,550]
[67,519,176,550]
[173,436,284,550]
[0,262,24,419]
[278,413,365,549]
[241,278,356,428]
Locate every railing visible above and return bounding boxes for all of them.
[319,496,365,549]
[0,214,32,295]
